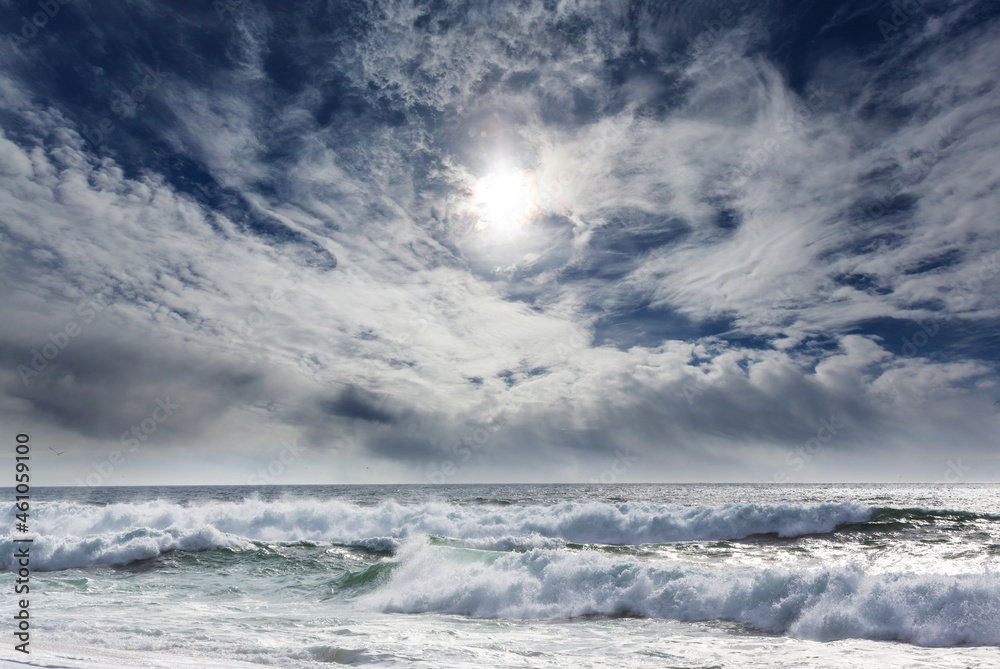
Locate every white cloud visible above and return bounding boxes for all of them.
[1,0,998,483]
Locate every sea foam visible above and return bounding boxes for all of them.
[360,540,1000,647]
[2,498,872,570]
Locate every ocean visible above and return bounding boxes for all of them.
[1,483,999,668]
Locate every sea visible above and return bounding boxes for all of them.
[1,483,999,668]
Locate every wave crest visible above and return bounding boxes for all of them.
[360,540,1000,647]
[3,498,872,570]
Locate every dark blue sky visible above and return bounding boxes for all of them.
[1,0,998,484]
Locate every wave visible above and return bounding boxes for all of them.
[868,507,1000,525]
[1,498,876,570]
[0,526,250,572]
[1,499,989,571]
[359,540,1000,647]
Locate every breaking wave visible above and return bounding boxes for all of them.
[360,540,1000,647]
[3,498,988,571]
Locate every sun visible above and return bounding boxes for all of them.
[473,168,536,235]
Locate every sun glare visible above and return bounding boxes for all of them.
[473,169,536,235]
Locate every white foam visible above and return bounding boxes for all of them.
[1,526,250,571]
[1,498,873,570]
[359,540,1000,647]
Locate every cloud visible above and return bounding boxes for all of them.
[0,0,998,483]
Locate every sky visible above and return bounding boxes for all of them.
[1,0,998,485]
